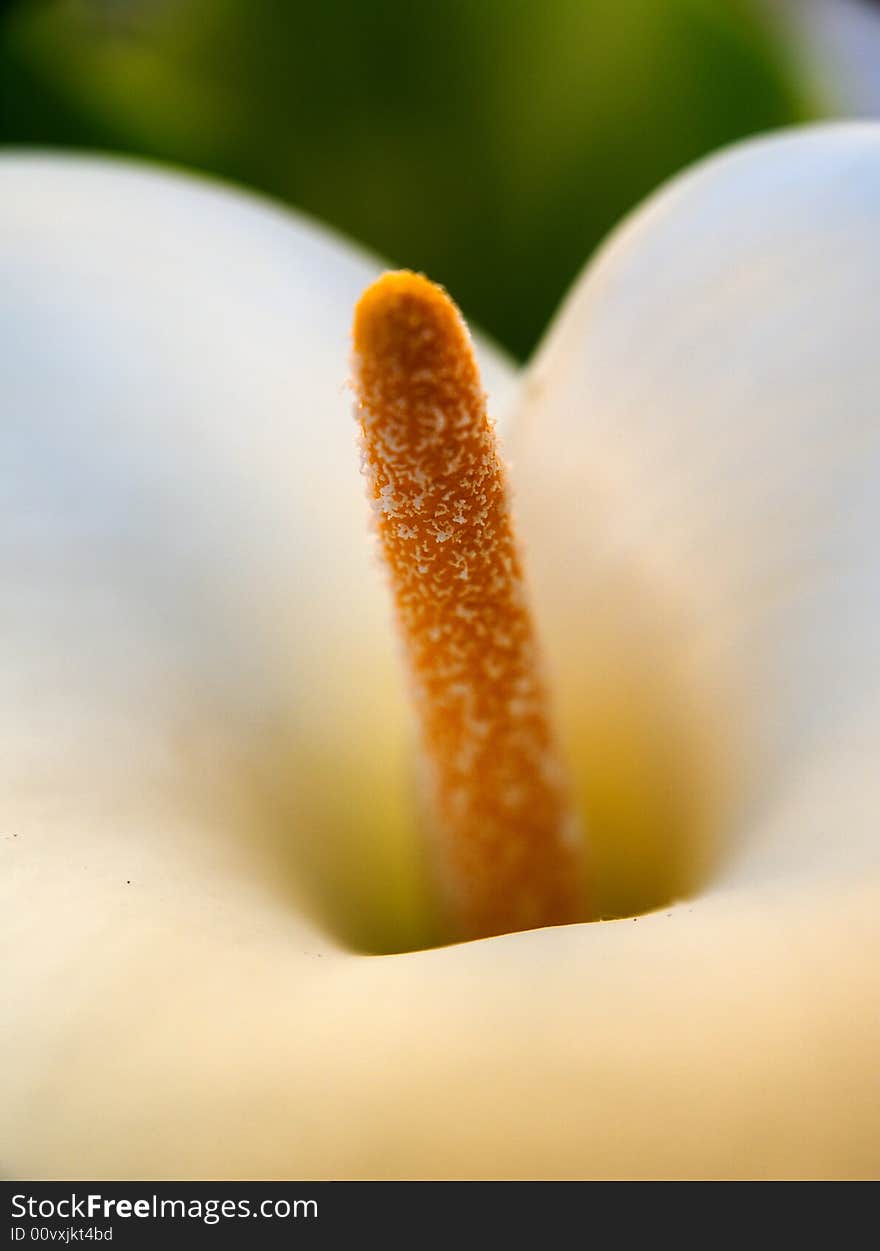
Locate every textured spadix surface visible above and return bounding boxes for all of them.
[1,133,879,1179]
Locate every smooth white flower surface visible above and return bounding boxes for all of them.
[1,129,879,1179]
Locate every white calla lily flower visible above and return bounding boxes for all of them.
[2,125,878,1180]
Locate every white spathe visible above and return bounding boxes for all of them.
[1,129,878,1179]
[514,123,880,916]
[0,155,515,956]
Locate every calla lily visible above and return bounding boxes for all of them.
[2,124,879,1179]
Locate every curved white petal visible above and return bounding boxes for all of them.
[513,123,880,917]
[0,152,515,955]
[1,146,878,1180]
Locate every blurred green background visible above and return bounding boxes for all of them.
[0,0,830,357]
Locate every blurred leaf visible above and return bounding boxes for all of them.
[1,0,815,356]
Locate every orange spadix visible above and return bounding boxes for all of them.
[353,271,583,940]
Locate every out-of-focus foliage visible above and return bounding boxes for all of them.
[0,0,814,357]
